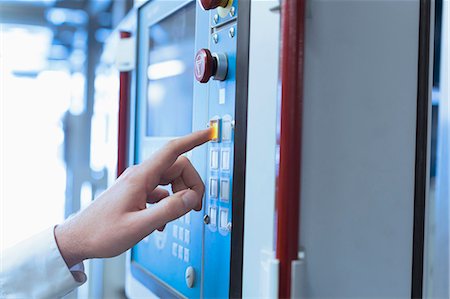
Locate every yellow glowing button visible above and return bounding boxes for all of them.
[209,118,221,142]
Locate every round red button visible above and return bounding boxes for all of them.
[199,0,229,10]
[194,48,214,83]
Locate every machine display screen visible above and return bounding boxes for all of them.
[146,3,195,137]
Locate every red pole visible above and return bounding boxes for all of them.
[117,31,131,178]
[276,0,306,298]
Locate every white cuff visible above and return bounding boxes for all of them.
[0,227,87,298]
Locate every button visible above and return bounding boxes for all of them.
[185,266,195,288]
[172,225,178,239]
[219,209,228,229]
[220,179,230,202]
[178,245,184,260]
[194,49,228,83]
[209,206,217,226]
[210,149,219,169]
[184,248,190,262]
[221,149,230,171]
[209,118,221,142]
[195,49,214,83]
[179,215,184,223]
[185,229,190,244]
[209,178,218,198]
[185,212,191,224]
[172,243,178,257]
[178,227,184,242]
[222,119,232,141]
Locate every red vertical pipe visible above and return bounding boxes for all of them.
[117,31,131,177]
[276,0,306,298]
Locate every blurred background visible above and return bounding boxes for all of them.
[0,0,135,297]
[0,0,448,298]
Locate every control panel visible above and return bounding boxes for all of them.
[127,0,247,298]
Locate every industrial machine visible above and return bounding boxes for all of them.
[125,0,251,297]
[120,0,433,298]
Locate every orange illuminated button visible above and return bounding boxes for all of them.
[209,118,221,142]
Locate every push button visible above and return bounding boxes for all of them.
[172,225,178,239]
[199,0,229,10]
[210,149,219,169]
[184,229,190,244]
[194,49,228,83]
[178,227,184,242]
[184,248,190,262]
[220,179,230,202]
[221,149,230,171]
[172,243,178,257]
[222,119,232,141]
[209,178,218,198]
[209,118,221,142]
[178,245,184,260]
[219,209,228,229]
[209,206,217,226]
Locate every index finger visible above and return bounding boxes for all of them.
[141,128,212,177]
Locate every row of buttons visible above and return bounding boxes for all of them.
[209,177,230,201]
[210,148,230,171]
[208,206,229,230]
[173,225,190,244]
[172,242,190,262]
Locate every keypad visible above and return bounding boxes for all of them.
[207,115,234,235]
[171,212,191,263]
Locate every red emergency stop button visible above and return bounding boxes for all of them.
[194,48,228,83]
[195,49,215,83]
[199,0,229,10]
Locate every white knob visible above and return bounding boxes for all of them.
[185,266,195,288]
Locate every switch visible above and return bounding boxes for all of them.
[178,245,184,260]
[209,178,218,198]
[221,149,230,171]
[209,118,221,142]
[209,206,217,226]
[194,49,228,83]
[210,149,219,169]
[172,225,178,239]
[172,243,178,257]
[222,119,232,141]
[185,229,190,244]
[220,179,230,202]
[219,209,228,229]
[178,227,184,242]
[184,248,190,262]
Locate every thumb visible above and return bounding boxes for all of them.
[135,189,201,235]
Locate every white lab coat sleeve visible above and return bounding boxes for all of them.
[0,227,87,298]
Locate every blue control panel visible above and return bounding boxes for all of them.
[130,0,245,298]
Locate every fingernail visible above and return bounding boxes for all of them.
[182,190,198,210]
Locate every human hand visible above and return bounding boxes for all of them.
[54,129,211,268]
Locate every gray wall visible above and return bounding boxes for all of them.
[299,0,420,297]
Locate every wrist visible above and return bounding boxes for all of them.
[54,223,86,268]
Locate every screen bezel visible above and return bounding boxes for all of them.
[127,1,196,298]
